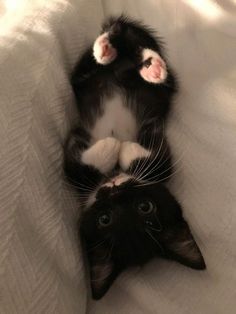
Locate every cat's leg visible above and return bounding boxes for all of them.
[119,121,172,182]
[81,137,120,174]
[139,48,167,84]
[64,127,120,193]
[93,32,117,65]
[119,142,151,173]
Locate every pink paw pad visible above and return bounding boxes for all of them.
[139,49,167,84]
[93,33,117,65]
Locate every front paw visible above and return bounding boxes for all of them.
[81,137,120,174]
[139,48,167,84]
[93,33,117,65]
[119,141,151,171]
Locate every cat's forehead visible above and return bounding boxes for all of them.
[89,184,158,212]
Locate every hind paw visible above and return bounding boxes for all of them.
[93,33,117,65]
[139,49,167,84]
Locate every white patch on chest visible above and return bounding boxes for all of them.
[91,92,137,142]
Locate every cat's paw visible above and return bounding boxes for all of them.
[93,32,117,65]
[119,141,151,171]
[139,49,167,84]
[82,137,120,174]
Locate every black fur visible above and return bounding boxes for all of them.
[64,15,205,300]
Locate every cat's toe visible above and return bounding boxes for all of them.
[93,33,117,65]
[139,49,167,84]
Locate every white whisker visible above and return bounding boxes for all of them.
[145,229,164,253]
[132,127,155,180]
[135,122,165,181]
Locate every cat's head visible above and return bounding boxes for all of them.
[80,173,206,299]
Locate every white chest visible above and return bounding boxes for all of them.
[91,92,137,142]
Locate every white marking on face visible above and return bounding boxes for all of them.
[91,92,137,142]
[84,173,133,209]
[93,32,117,65]
[81,137,120,174]
[119,141,151,171]
[102,173,132,188]
[84,189,97,210]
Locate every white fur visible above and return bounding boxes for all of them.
[93,32,117,65]
[85,174,132,209]
[102,173,132,188]
[140,48,167,83]
[81,137,120,174]
[85,173,132,209]
[119,141,151,171]
[142,48,162,61]
[85,189,97,210]
[91,92,137,142]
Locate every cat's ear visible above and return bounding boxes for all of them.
[164,221,206,270]
[87,243,120,300]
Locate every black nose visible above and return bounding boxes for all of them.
[96,187,110,200]
[110,186,122,196]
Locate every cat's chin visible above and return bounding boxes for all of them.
[101,173,132,188]
[83,173,134,209]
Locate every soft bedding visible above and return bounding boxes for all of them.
[0,0,235,313]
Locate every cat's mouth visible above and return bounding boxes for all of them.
[84,173,134,209]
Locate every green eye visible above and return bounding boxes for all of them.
[138,200,154,215]
[98,213,112,227]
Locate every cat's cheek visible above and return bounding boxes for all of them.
[119,141,151,171]
[81,137,120,174]
[84,189,97,209]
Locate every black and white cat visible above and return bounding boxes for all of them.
[64,16,205,300]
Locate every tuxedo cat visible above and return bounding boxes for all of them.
[64,16,205,300]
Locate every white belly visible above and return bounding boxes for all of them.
[91,92,137,142]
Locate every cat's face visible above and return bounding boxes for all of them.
[80,175,206,299]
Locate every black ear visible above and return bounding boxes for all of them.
[87,243,120,300]
[164,221,206,270]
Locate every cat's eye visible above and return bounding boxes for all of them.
[138,200,154,215]
[98,213,112,227]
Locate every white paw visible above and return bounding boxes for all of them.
[81,137,120,174]
[139,48,167,84]
[93,32,117,65]
[119,141,151,171]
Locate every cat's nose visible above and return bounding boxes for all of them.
[96,186,121,200]
[96,187,110,200]
[110,186,122,196]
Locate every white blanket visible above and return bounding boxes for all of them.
[0,0,235,313]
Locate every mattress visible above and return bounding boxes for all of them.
[0,0,235,313]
